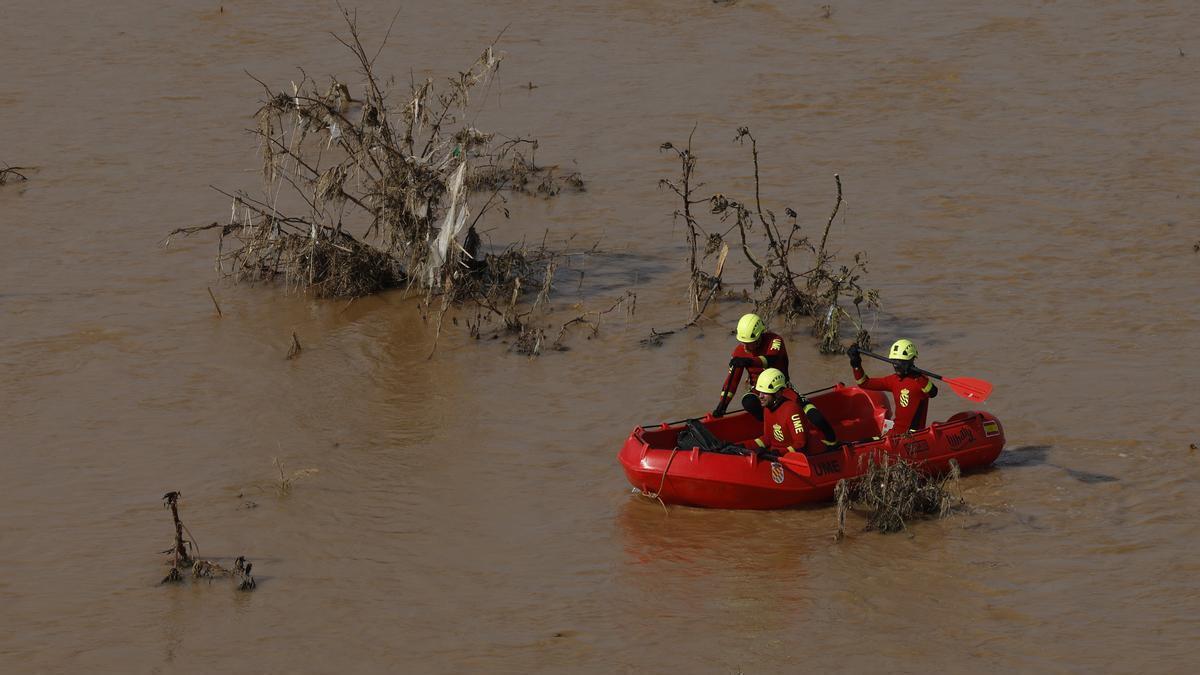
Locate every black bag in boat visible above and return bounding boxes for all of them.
[676,419,749,455]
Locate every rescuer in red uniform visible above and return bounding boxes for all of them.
[847,339,939,435]
[746,369,839,455]
[713,313,790,419]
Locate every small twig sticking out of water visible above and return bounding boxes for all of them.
[658,130,708,315]
[274,457,319,496]
[0,164,30,185]
[821,4,834,19]
[163,492,193,566]
[639,328,676,348]
[551,291,636,351]
[645,240,728,346]
[235,556,256,591]
[159,487,201,583]
[286,332,302,360]
[834,478,849,541]
[206,287,223,318]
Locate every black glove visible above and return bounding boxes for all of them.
[712,401,728,418]
[729,356,757,369]
[847,344,862,369]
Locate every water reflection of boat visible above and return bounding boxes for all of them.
[618,384,1005,510]
[615,499,815,575]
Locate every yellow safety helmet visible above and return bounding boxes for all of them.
[736,313,766,343]
[754,368,787,394]
[889,338,918,361]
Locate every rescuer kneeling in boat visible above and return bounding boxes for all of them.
[745,368,838,455]
[713,313,789,420]
[848,339,938,435]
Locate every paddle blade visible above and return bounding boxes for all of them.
[944,376,993,402]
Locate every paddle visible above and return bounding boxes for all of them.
[859,349,993,402]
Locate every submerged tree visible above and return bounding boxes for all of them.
[167,10,614,354]
[657,127,879,353]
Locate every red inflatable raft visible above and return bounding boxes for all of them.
[618,384,1005,510]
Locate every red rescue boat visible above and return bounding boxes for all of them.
[618,384,1005,510]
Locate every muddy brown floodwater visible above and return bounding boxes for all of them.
[3,1,1199,672]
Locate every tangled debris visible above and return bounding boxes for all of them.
[191,556,257,591]
[835,456,962,538]
[166,11,617,355]
[657,127,879,353]
[159,491,256,591]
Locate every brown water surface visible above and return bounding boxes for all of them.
[3,1,1199,672]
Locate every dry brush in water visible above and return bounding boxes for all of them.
[834,455,963,538]
[656,127,879,353]
[167,10,627,355]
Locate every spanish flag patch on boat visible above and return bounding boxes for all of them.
[982,420,1000,437]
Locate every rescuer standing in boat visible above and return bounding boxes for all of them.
[848,339,939,434]
[745,368,839,455]
[712,313,789,419]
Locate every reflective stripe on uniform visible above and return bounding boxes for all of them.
[722,391,734,399]
[758,355,769,366]
[922,380,934,393]
[803,403,817,413]
[822,439,838,446]
[855,375,868,385]
[755,438,766,448]
[786,446,796,453]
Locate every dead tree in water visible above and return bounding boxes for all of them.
[166,10,623,354]
[159,492,256,590]
[657,128,879,353]
[160,491,195,583]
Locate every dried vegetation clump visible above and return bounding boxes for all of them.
[274,456,318,495]
[834,456,962,538]
[167,11,616,354]
[656,128,879,353]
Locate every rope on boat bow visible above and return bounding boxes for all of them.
[634,448,680,516]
